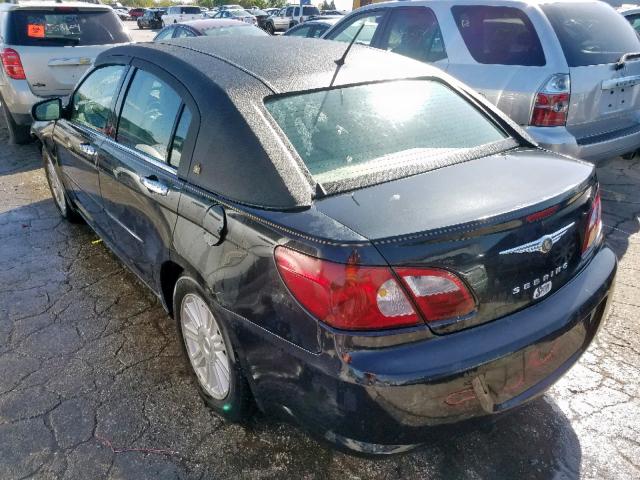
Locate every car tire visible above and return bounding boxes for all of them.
[1,99,32,145]
[173,276,254,422]
[266,23,275,35]
[42,148,83,223]
[138,21,143,29]
[161,20,166,28]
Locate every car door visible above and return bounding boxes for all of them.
[376,7,448,69]
[99,61,198,287]
[274,8,292,30]
[53,64,127,234]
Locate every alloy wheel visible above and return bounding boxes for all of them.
[180,293,231,400]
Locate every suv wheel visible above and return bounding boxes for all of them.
[42,149,82,222]
[1,99,31,145]
[173,276,253,422]
[266,22,275,35]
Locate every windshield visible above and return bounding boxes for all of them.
[266,80,508,186]
[229,10,250,17]
[8,9,129,46]
[542,2,640,67]
[203,25,267,37]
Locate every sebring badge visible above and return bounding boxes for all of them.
[499,222,575,255]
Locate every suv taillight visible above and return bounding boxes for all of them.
[274,247,476,331]
[582,189,602,257]
[531,74,570,127]
[0,48,26,80]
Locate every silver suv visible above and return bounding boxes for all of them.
[265,5,320,34]
[0,1,130,143]
[324,0,640,161]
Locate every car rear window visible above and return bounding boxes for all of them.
[265,80,508,186]
[202,25,267,37]
[7,9,129,46]
[542,3,640,67]
[452,6,545,66]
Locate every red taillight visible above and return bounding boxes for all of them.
[531,74,570,127]
[396,268,477,322]
[0,48,26,80]
[582,189,602,257]
[274,247,476,331]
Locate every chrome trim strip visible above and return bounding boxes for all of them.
[105,209,144,244]
[499,222,575,255]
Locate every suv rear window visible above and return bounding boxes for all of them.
[266,80,507,186]
[542,3,640,67]
[452,6,545,66]
[7,9,129,46]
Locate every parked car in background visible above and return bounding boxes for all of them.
[0,1,131,144]
[137,9,164,30]
[218,4,243,11]
[323,0,640,161]
[284,17,340,38]
[619,5,640,33]
[32,35,615,454]
[153,19,267,40]
[265,5,321,34]
[246,8,270,29]
[113,7,130,21]
[128,8,145,19]
[163,5,203,25]
[211,9,257,26]
[321,9,345,16]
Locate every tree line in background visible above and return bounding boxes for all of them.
[123,0,337,10]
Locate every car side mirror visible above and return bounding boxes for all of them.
[32,98,62,122]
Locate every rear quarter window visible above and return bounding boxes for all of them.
[265,80,508,187]
[6,9,129,46]
[452,6,545,66]
[542,3,640,67]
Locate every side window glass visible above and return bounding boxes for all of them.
[169,107,192,168]
[155,27,173,40]
[382,8,447,63]
[174,27,194,38]
[288,25,311,37]
[452,6,545,66]
[329,12,385,46]
[286,7,293,16]
[628,14,640,33]
[71,65,125,132]
[117,70,182,162]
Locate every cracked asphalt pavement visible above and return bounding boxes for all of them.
[1,55,640,480]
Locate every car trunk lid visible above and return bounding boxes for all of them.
[315,149,597,334]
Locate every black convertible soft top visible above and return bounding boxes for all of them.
[96,37,529,210]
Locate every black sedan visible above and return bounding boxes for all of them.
[31,36,616,454]
[153,18,267,40]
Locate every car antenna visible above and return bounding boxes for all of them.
[311,23,365,200]
[329,22,365,87]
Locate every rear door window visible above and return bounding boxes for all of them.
[266,80,507,186]
[168,107,192,168]
[117,70,182,162]
[380,7,447,63]
[71,65,126,132]
[452,6,545,66]
[542,3,640,67]
[7,9,129,46]
[327,11,386,47]
[154,27,174,40]
[625,13,640,34]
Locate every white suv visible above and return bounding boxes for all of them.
[162,5,203,26]
[324,0,640,161]
[0,1,130,143]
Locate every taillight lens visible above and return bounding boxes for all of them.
[582,189,602,257]
[531,74,570,127]
[274,247,476,331]
[396,268,477,322]
[0,48,26,80]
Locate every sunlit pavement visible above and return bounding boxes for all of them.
[0,22,638,480]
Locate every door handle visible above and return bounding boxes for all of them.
[140,176,169,196]
[79,143,97,157]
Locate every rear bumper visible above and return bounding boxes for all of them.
[525,125,640,162]
[228,246,617,453]
[0,80,45,125]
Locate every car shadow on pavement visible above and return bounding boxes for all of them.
[0,120,40,176]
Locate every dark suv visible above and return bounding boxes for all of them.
[31,36,616,454]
